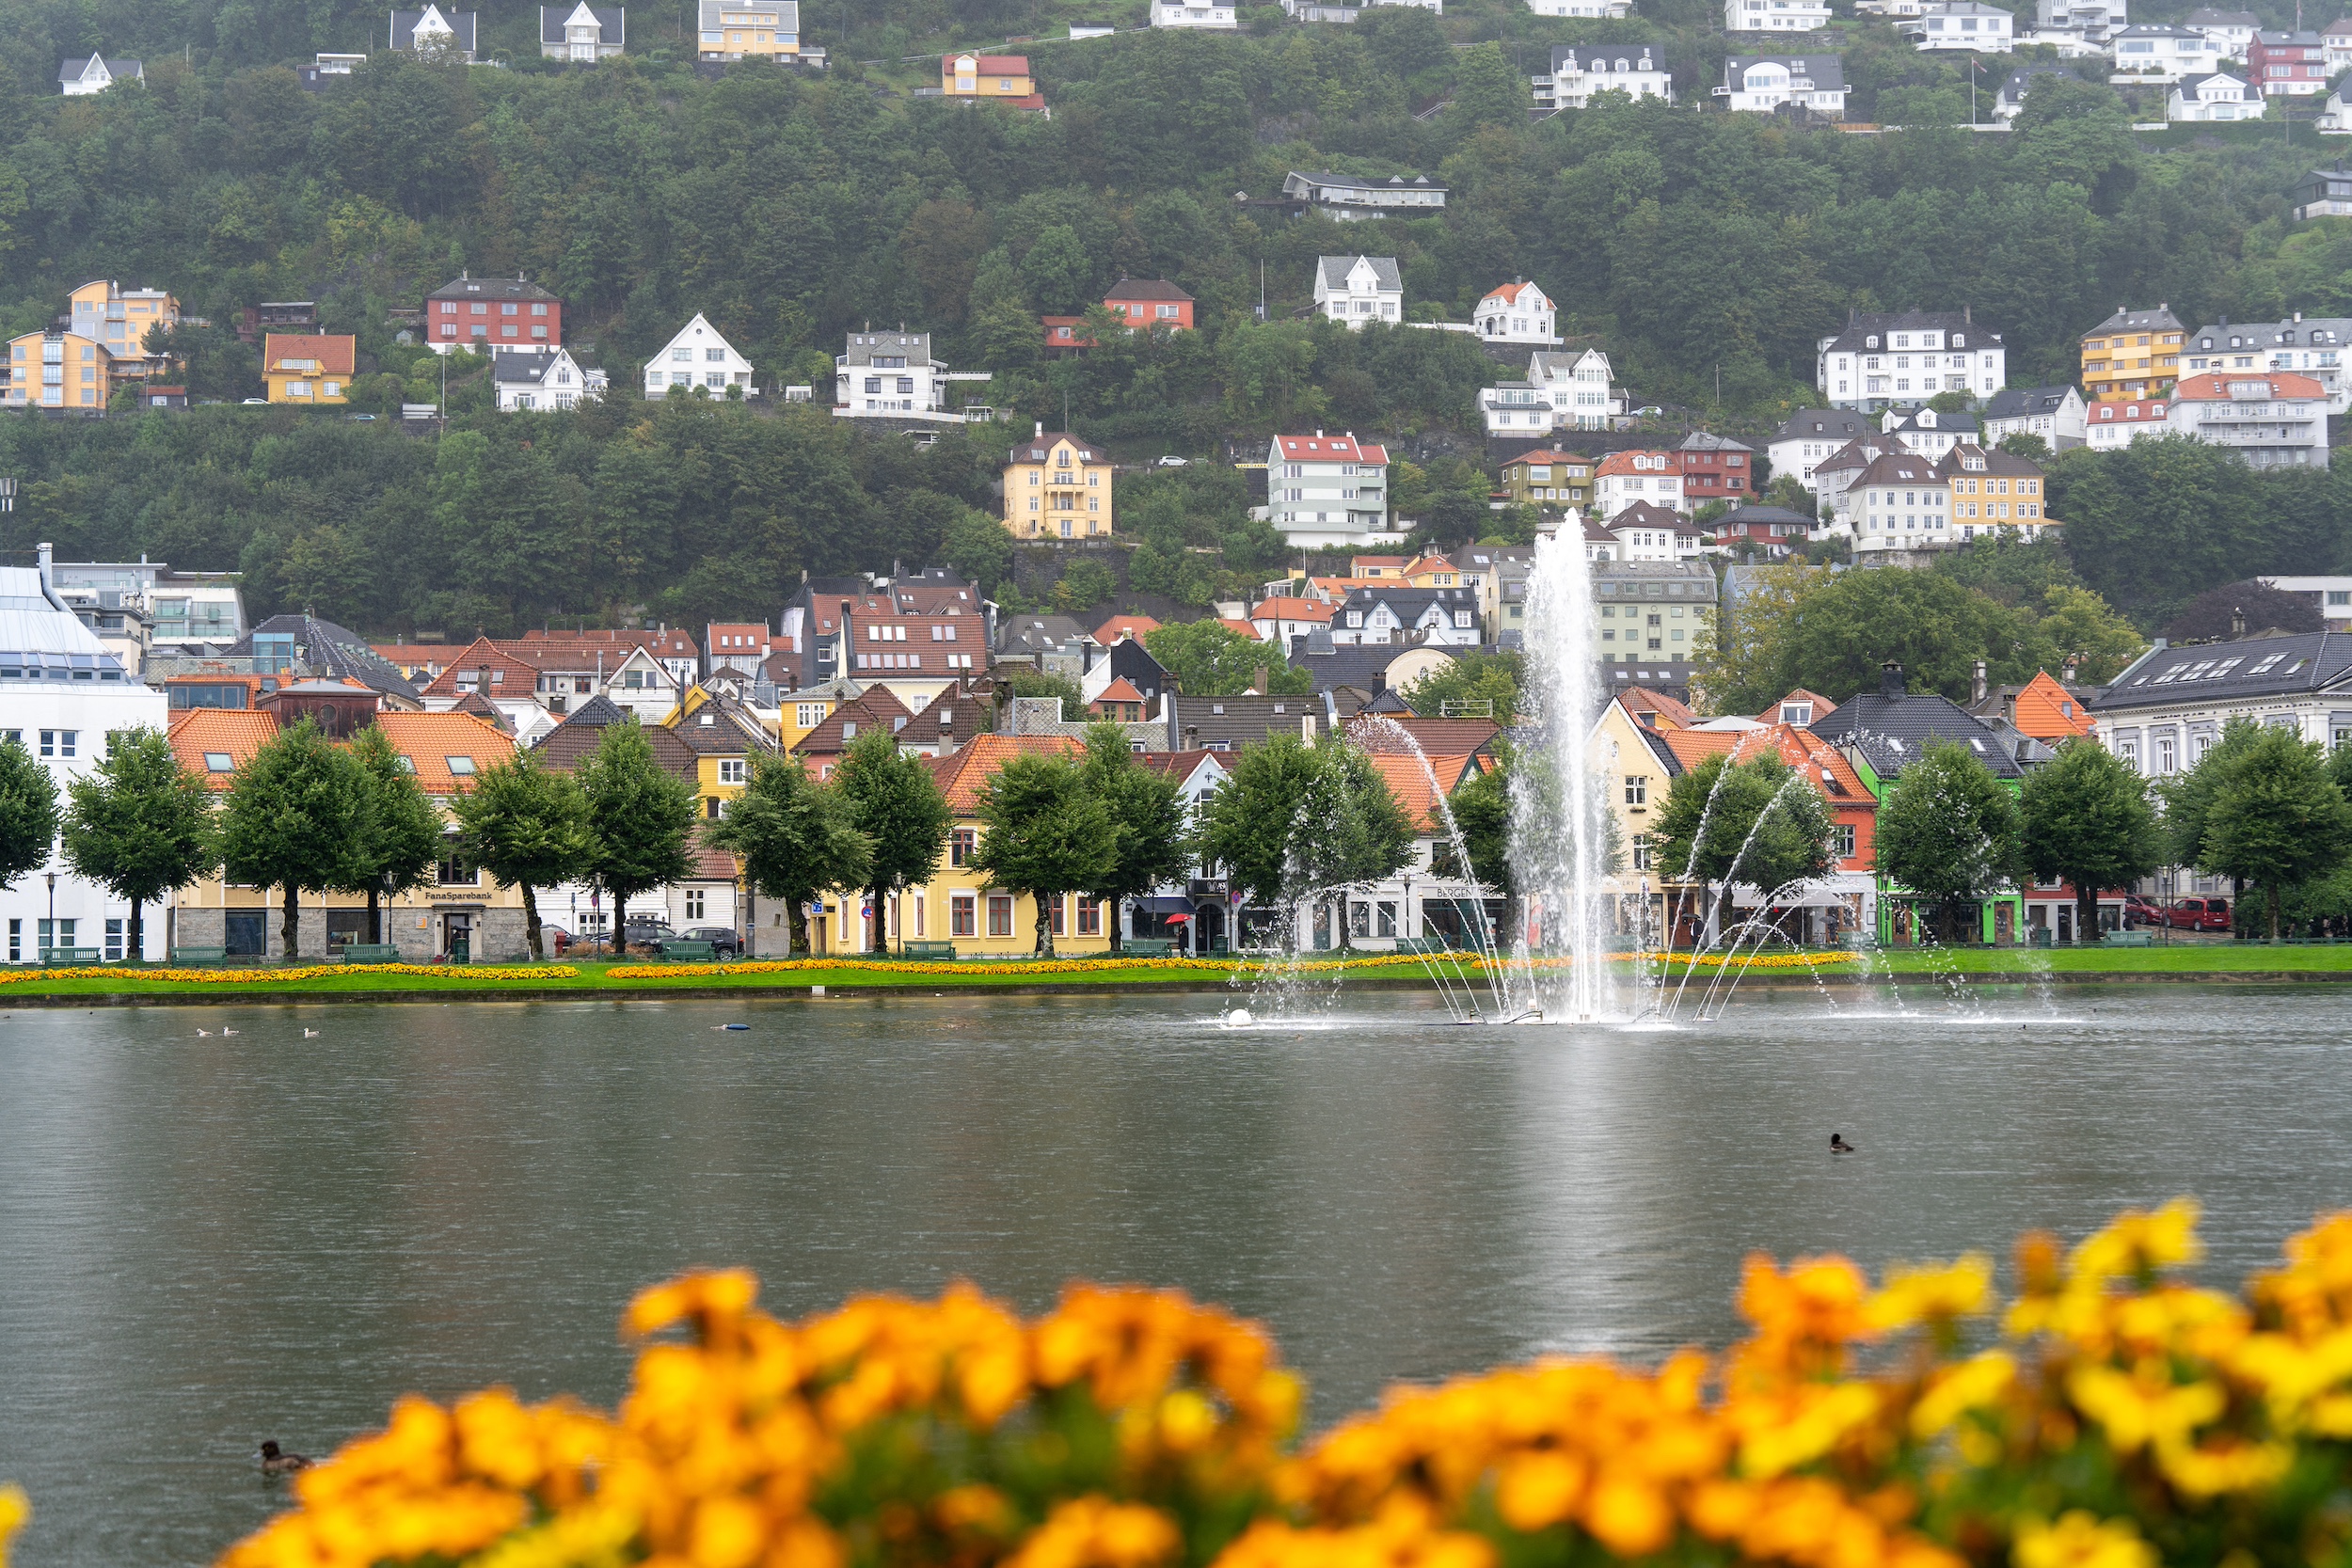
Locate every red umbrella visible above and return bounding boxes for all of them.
[1165,912,1192,923]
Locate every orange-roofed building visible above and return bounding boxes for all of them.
[1970,669,2096,744]
[1401,553,1461,588]
[1755,689,1837,729]
[1349,555,1410,579]
[262,333,356,404]
[1620,685,1696,730]
[943,52,1034,97]
[1093,612,1160,646]
[1216,617,1258,640]
[1288,740,1495,950]
[1090,677,1148,721]
[1249,596,1333,642]
[167,703,527,961]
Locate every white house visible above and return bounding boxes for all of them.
[1904,2,2014,49]
[1725,0,1833,30]
[1530,348,1627,430]
[2169,69,2264,118]
[541,3,626,58]
[2316,84,2352,129]
[1151,0,1237,25]
[2185,315,2352,414]
[496,347,608,411]
[648,314,754,399]
[1880,404,1979,463]
[1980,386,2089,449]
[2170,371,2330,469]
[603,645,683,721]
[1264,432,1396,548]
[1313,255,1403,330]
[1593,451,1685,515]
[1480,382,1559,437]
[0,547,168,961]
[1525,0,1629,16]
[1600,502,1706,562]
[834,329,983,423]
[1993,64,2075,118]
[2038,0,2124,40]
[1815,309,2006,410]
[1849,451,1953,554]
[391,5,479,57]
[2108,24,2221,81]
[1534,43,1675,108]
[2083,397,2170,450]
[1327,586,1483,647]
[1474,280,1560,344]
[1767,409,1876,490]
[2185,8,2259,58]
[1281,171,1448,220]
[58,54,140,95]
[2093,631,2352,784]
[2327,16,2352,71]
[1716,54,1849,115]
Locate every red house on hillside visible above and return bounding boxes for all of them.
[1103,277,1194,331]
[426,271,564,355]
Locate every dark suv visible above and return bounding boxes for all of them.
[676,926,741,958]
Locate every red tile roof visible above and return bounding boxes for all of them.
[375,711,516,793]
[2173,371,2326,401]
[168,709,281,790]
[262,333,355,375]
[1276,434,1388,464]
[1104,278,1193,302]
[419,637,543,699]
[1093,613,1161,645]
[1368,752,1477,833]
[1250,597,1332,625]
[1661,722,1868,802]
[1093,677,1146,705]
[1595,450,1677,477]
[2010,670,2097,741]
[927,734,1081,813]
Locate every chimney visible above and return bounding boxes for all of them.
[1302,712,1317,744]
[1971,658,1987,706]
[1880,660,1904,700]
[2062,657,2079,685]
[36,541,51,590]
[1253,664,1269,695]
[1184,724,1199,750]
[2232,605,2247,638]
[1035,420,1042,437]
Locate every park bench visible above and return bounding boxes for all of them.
[2100,930,2154,947]
[338,944,405,964]
[1120,938,1179,958]
[168,945,230,965]
[38,947,103,965]
[899,941,959,960]
[661,941,718,962]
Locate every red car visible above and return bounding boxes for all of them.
[2162,896,2232,932]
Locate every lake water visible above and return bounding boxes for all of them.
[3,984,2350,1565]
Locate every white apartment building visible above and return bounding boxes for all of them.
[1281,171,1447,221]
[1264,432,1395,548]
[2108,24,2221,81]
[1312,255,1403,330]
[1881,404,1979,463]
[1530,348,1627,429]
[1904,2,2014,49]
[50,558,246,660]
[2182,314,2352,413]
[0,547,169,961]
[1480,382,1558,436]
[1152,0,1237,24]
[2185,8,2259,58]
[2084,398,2170,449]
[1526,0,1629,15]
[2168,70,2263,118]
[2262,577,2352,626]
[1716,53,1849,115]
[834,329,983,423]
[1593,451,1685,515]
[2094,632,2352,782]
[2038,0,2125,40]
[1474,279,1560,344]
[1816,309,2005,409]
[1980,386,2089,449]
[1725,0,1833,28]
[1767,409,1876,490]
[648,314,755,399]
[2169,371,2330,468]
[1849,451,1952,554]
[1534,43,1674,107]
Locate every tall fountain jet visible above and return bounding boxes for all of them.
[1509,530,1618,1021]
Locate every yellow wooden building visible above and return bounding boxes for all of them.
[5,330,112,410]
[2079,305,2183,403]
[943,52,1035,97]
[263,333,356,404]
[1002,426,1114,540]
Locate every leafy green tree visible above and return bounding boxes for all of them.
[345,725,446,946]
[2019,738,2162,943]
[1052,559,1119,615]
[708,756,873,957]
[1446,747,1514,896]
[1077,722,1191,953]
[1195,731,1324,910]
[60,727,213,961]
[1648,752,1836,939]
[999,667,1085,715]
[972,751,1116,956]
[577,720,699,950]
[1144,621,1313,697]
[0,736,59,893]
[834,728,952,954]
[219,720,374,959]
[1872,742,2026,942]
[2161,720,2265,871]
[1399,651,1522,724]
[451,750,595,959]
[1295,743,1414,949]
[1451,41,1526,130]
[2197,726,2352,940]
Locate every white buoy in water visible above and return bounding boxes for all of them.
[1226,1007,1253,1027]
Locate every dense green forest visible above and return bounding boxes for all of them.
[1,0,2351,637]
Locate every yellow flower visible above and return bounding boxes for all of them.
[2068,1199,2201,1287]
[2063,1366,2223,1453]
[0,1484,25,1568]
[1911,1351,2016,1439]
[1006,1497,1182,1568]
[1867,1256,1994,1334]
[2012,1513,2156,1568]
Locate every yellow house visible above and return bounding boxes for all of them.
[823,733,1114,958]
[5,330,111,410]
[69,278,178,375]
[663,686,782,819]
[1401,553,1461,588]
[263,333,356,404]
[1590,692,1685,906]
[1499,449,1594,511]
[1003,426,1113,540]
[696,0,802,58]
[943,52,1034,97]
[2080,305,2183,402]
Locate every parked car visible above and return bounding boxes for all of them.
[677,926,742,958]
[1156,454,1189,467]
[2163,896,2233,932]
[621,916,675,952]
[2123,895,2165,928]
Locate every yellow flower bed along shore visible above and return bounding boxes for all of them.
[606,951,1859,980]
[0,962,578,987]
[10,1199,2323,1568]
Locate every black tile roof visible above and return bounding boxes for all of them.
[1810,689,2028,779]
[2091,631,2352,714]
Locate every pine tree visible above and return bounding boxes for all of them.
[218,720,375,959]
[1077,721,1189,953]
[972,751,1115,956]
[59,726,214,962]
[834,728,950,954]
[452,749,595,959]
[577,719,698,949]
[2020,737,2162,943]
[708,756,873,957]
[344,725,446,946]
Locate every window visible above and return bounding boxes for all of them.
[718,759,746,784]
[951,894,977,937]
[950,827,977,867]
[2157,736,2178,774]
[437,857,480,886]
[1834,824,1855,859]
[1631,834,1652,871]
[6,919,15,962]
[987,894,1014,937]
[1625,775,1645,805]
[1050,896,1066,938]
[37,918,74,955]
[105,918,123,960]
[38,730,73,758]
[446,756,476,775]
[1077,900,1101,936]
[685,890,707,920]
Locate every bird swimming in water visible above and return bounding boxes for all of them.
[303,1028,320,1037]
[221,1026,239,1037]
[259,1441,310,1475]
[197,1028,213,1037]
[1831,1133,1857,1153]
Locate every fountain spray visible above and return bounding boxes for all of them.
[1510,531,1612,1021]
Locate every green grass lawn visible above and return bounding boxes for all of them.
[1,943,2348,1003]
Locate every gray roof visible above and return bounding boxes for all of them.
[1291,170,1448,195]
[428,272,556,304]
[542,3,626,43]
[2091,631,2352,715]
[1724,54,1848,89]
[1719,503,1815,528]
[1287,631,1452,695]
[491,349,575,385]
[1316,255,1403,292]
[1820,309,1996,356]
[2255,28,2325,43]
[995,613,1089,655]
[1165,692,1332,751]
[840,329,934,368]
[391,7,479,50]
[1552,42,1666,71]
[1996,64,2076,103]
[1810,683,2029,780]
[232,613,421,704]
[1677,430,1754,453]
[1887,407,1979,436]
[2177,71,2256,95]
[1593,561,1719,601]
[701,0,796,22]
[2184,314,2352,351]
[1772,409,1874,442]
[1982,385,2076,420]
[1008,430,1104,464]
[59,55,140,82]
[1339,584,1480,614]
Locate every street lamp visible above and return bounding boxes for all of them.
[44,869,56,959]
